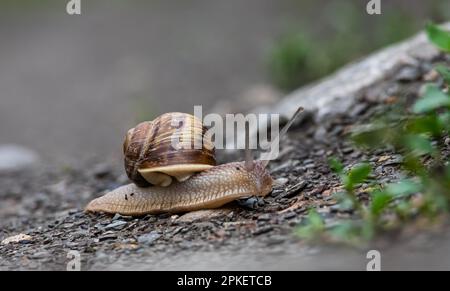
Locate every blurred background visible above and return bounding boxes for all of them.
[1,0,449,164]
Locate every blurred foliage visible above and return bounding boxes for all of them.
[268,1,450,91]
[426,22,450,52]
[297,23,450,245]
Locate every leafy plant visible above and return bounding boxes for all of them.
[296,209,325,241]
[296,23,450,245]
[297,160,376,245]
[435,65,450,84]
[426,23,450,52]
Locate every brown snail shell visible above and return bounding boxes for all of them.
[123,112,216,187]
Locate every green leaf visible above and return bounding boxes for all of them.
[351,123,392,148]
[295,225,315,239]
[402,134,435,155]
[371,190,392,216]
[426,23,450,52]
[296,209,325,240]
[435,65,450,85]
[407,114,443,137]
[328,221,362,245]
[395,201,413,218]
[308,209,325,229]
[438,112,450,131]
[328,157,344,174]
[361,219,375,241]
[347,163,371,187]
[413,85,450,113]
[446,164,450,182]
[296,225,313,239]
[402,153,427,175]
[385,180,421,197]
[332,191,354,211]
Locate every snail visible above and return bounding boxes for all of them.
[85,107,304,216]
[122,112,216,187]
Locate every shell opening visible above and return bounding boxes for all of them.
[138,164,213,186]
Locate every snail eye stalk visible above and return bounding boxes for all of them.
[261,106,304,168]
[244,120,254,171]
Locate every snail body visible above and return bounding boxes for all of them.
[86,108,303,216]
[85,161,272,216]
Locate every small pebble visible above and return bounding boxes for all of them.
[265,236,284,246]
[314,126,327,140]
[341,147,354,154]
[257,214,271,221]
[281,211,297,220]
[423,69,439,82]
[395,66,421,82]
[305,163,315,170]
[98,232,117,241]
[138,231,161,245]
[252,226,273,236]
[314,149,325,156]
[384,155,403,166]
[349,103,367,117]
[1,234,33,245]
[274,177,289,186]
[237,197,264,209]
[104,221,128,231]
[280,181,307,198]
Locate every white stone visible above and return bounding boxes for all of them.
[1,233,33,245]
[0,144,39,172]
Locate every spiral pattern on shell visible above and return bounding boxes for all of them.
[123,112,216,187]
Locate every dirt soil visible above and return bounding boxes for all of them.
[1,54,450,270]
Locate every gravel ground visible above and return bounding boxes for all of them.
[1,55,450,270]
